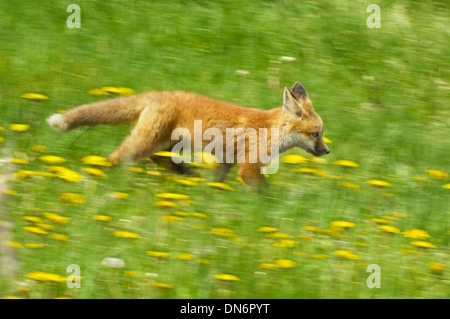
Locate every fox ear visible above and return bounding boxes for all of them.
[290,82,307,101]
[283,87,305,118]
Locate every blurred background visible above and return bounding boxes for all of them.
[0,0,448,299]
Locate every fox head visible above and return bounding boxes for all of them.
[279,82,330,156]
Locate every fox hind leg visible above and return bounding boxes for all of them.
[238,163,266,185]
[108,106,173,165]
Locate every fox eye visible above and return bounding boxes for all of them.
[311,132,319,138]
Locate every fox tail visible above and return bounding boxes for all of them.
[46,93,153,131]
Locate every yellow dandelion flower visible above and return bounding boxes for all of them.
[426,169,448,179]
[113,230,139,239]
[51,233,69,241]
[3,296,23,299]
[173,211,189,217]
[193,152,220,166]
[382,192,396,197]
[129,166,146,173]
[22,216,43,223]
[187,162,204,169]
[409,241,436,248]
[260,263,276,270]
[39,155,66,165]
[26,271,66,283]
[124,271,138,278]
[311,254,328,259]
[2,189,17,195]
[0,136,4,143]
[310,157,328,165]
[101,86,136,96]
[442,183,450,189]
[155,192,189,200]
[413,176,427,182]
[332,159,359,168]
[24,243,45,249]
[296,167,327,176]
[186,177,206,183]
[298,234,312,240]
[162,215,182,223]
[177,253,195,261]
[402,229,431,239]
[6,241,23,249]
[316,229,333,235]
[334,250,360,260]
[83,167,107,177]
[31,145,47,152]
[377,225,400,233]
[38,171,57,178]
[153,151,181,158]
[151,282,174,289]
[146,251,171,258]
[146,170,162,176]
[93,215,112,222]
[20,93,49,100]
[390,211,407,218]
[23,226,47,235]
[43,212,71,224]
[10,158,28,165]
[301,226,319,232]
[236,176,245,184]
[213,274,240,281]
[281,154,309,164]
[175,179,199,186]
[257,226,279,233]
[14,170,55,179]
[211,227,236,237]
[428,262,444,273]
[207,182,234,191]
[0,126,4,131]
[154,200,179,208]
[198,258,211,265]
[370,218,389,224]
[81,155,111,166]
[354,242,368,246]
[275,258,297,269]
[273,239,298,248]
[265,232,290,239]
[114,192,130,199]
[25,271,49,282]
[190,212,209,219]
[337,182,360,190]
[9,124,30,132]
[50,166,83,183]
[322,137,333,144]
[366,180,392,187]
[58,192,86,204]
[88,88,109,96]
[331,221,356,229]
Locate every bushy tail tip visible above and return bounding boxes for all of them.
[46,113,68,131]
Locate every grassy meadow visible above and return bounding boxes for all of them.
[0,0,449,298]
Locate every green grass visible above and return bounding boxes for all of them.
[0,0,449,299]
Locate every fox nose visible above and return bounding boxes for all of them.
[325,149,330,154]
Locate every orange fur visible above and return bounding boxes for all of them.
[47,82,329,184]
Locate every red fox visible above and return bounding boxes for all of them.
[47,82,329,184]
